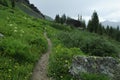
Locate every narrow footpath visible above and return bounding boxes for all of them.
[31,32,52,80]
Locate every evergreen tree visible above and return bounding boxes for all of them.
[91,11,99,33]
[115,26,120,41]
[87,11,99,33]
[25,0,30,4]
[109,27,114,37]
[117,31,120,41]
[61,14,66,24]
[117,26,119,31]
[102,26,106,35]
[60,17,63,24]
[81,20,86,29]
[79,15,86,29]
[87,20,93,32]
[106,25,110,35]
[30,4,39,13]
[97,23,103,35]
[55,14,60,23]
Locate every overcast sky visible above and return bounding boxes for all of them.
[29,0,120,22]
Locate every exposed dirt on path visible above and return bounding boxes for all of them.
[31,32,52,80]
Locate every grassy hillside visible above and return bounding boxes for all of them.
[0,5,48,80]
[16,1,45,19]
[0,2,120,80]
[46,23,120,80]
[0,0,45,19]
[16,3,43,18]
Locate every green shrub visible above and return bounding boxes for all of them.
[0,37,36,62]
[57,30,119,57]
[49,23,72,31]
[0,5,49,80]
[48,44,84,80]
[0,57,33,80]
[0,0,9,7]
[80,73,110,80]
[30,38,47,53]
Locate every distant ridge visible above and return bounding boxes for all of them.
[17,0,53,20]
[0,0,53,20]
[101,20,120,28]
[16,0,45,19]
[44,15,54,21]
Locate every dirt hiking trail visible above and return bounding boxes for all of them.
[31,32,52,80]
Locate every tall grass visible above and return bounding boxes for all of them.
[0,5,48,80]
[57,30,120,57]
[47,24,119,80]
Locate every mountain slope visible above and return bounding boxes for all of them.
[45,15,54,21]
[0,4,48,80]
[16,0,45,19]
[16,3,44,19]
[0,1,120,80]
[101,20,120,28]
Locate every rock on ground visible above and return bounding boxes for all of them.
[69,56,120,80]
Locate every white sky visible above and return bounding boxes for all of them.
[29,0,120,23]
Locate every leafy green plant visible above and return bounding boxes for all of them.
[79,73,110,80]
[49,22,72,31]
[0,5,48,80]
[48,44,84,80]
[0,57,33,80]
[57,30,119,57]
[0,37,33,62]
[0,0,9,7]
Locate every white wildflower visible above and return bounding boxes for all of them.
[21,29,24,33]
[14,30,17,32]
[14,27,17,29]
[9,24,13,26]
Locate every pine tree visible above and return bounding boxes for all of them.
[97,23,103,35]
[117,26,119,31]
[117,31,120,41]
[78,14,80,21]
[61,14,66,24]
[102,26,106,35]
[91,11,99,33]
[115,26,120,41]
[55,14,60,23]
[81,20,86,29]
[106,25,110,35]
[87,20,93,32]
[87,11,99,33]
[109,27,114,37]
[78,15,86,29]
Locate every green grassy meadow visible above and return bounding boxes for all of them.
[0,5,48,80]
[0,2,120,80]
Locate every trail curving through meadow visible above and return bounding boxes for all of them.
[31,32,52,80]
